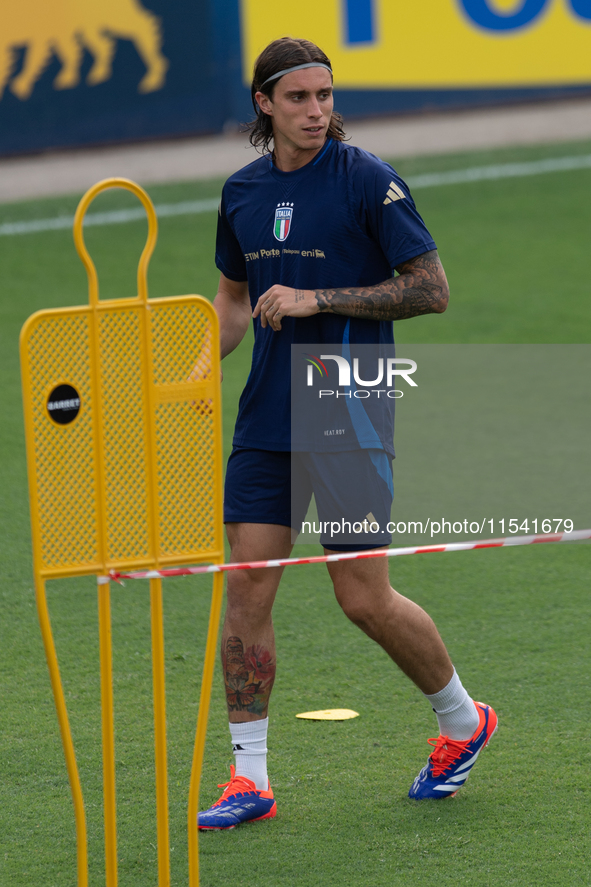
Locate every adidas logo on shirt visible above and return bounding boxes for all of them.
[383,181,406,205]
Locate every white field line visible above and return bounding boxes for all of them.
[406,153,591,189]
[0,197,220,237]
[2,154,591,238]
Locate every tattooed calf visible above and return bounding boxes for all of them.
[222,636,275,715]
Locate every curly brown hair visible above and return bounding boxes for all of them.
[247,37,346,154]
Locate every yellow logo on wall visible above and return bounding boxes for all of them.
[240,0,591,88]
[0,0,168,102]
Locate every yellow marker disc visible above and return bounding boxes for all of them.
[296,709,359,721]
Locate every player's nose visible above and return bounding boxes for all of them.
[307,97,322,118]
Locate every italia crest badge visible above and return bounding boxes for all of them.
[274,202,294,241]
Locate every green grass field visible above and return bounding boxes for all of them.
[0,138,590,887]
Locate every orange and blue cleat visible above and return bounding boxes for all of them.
[408,701,498,800]
[198,765,277,829]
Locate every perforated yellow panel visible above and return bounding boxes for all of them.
[23,309,100,573]
[21,296,223,578]
[151,300,219,561]
[98,307,151,564]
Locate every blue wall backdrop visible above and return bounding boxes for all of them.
[0,0,248,155]
[0,0,589,157]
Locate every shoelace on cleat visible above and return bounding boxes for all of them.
[212,765,257,806]
[427,735,471,778]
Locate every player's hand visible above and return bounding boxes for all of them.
[253,285,318,331]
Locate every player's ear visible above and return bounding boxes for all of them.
[255,91,273,116]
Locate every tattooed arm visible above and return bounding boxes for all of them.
[253,250,449,330]
[314,250,449,321]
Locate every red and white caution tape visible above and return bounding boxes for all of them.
[107,528,591,583]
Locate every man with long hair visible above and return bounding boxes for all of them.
[198,37,497,829]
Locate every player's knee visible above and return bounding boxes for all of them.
[335,590,375,630]
[225,569,277,620]
[333,574,395,632]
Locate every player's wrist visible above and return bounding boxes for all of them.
[312,289,331,313]
[304,288,320,313]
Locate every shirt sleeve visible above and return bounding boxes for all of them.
[352,155,437,271]
[215,188,248,282]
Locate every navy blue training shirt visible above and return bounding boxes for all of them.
[215,138,436,453]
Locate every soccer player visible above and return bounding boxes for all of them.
[198,37,497,828]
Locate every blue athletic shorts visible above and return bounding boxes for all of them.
[224,447,393,551]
